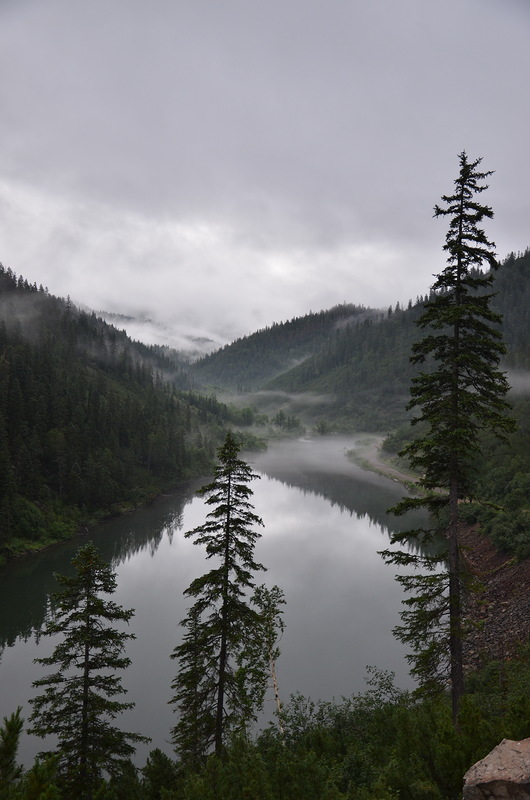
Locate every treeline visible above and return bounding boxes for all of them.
[384,398,530,563]
[4,650,530,799]
[266,250,530,430]
[382,253,530,562]
[190,303,377,391]
[384,404,530,562]
[266,301,425,430]
[492,249,530,369]
[0,265,250,561]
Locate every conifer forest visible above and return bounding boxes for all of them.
[1,155,530,799]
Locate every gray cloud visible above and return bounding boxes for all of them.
[0,0,529,346]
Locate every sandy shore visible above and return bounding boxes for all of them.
[349,434,419,487]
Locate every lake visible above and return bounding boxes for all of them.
[0,435,426,766]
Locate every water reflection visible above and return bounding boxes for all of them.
[0,480,202,653]
[0,436,428,767]
[248,436,427,534]
[0,438,422,655]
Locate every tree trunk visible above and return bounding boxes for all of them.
[215,474,232,756]
[269,651,284,739]
[80,635,91,799]
[448,473,464,726]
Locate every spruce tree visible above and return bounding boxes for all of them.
[0,708,23,798]
[29,542,148,799]
[170,432,269,761]
[381,152,514,723]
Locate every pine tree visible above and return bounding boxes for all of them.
[170,432,268,761]
[381,152,514,723]
[0,707,23,798]
[29,542,148,799]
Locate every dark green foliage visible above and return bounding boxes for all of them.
[8,652,530,799]
[28,542,148,799]
[381,153,514,723]
[0,707,24,797]
[170,433,271,761]
[384,390,530,560]
[272,409,303,432]
[93,760,144,800]
[0,707,62,800]
[264,249,530,431]
[163,655,530,800]
[190,304,374,391]
[0,264,245,558]
[19,755,62,800]
[266,301,425,429]
[472,394,530,557]
[141,749,181,799]
[491,247,530,370]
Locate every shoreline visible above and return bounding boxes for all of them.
[347,434,419,488]
[350,436,530,670]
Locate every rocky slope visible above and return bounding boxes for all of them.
[460,524,530,670]
[354,440,530,669]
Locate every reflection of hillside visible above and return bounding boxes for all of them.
[0,480,201,654]
[249,437,428,536]
[255,465,427,535]
[0,440,430,657]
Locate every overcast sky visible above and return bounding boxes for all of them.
[1,0,529,350]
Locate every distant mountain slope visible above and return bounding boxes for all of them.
[0,265,241,560]
[265,302,424,429]
[491,249,530,371]
[189,304,377,390]
[264,249,530,429]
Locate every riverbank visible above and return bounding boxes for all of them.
[347,434,419,488]
[349,436,530,670]
[461,524,530,670]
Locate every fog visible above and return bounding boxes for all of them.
[1,1,529,346]
[507,370,530,395]
[248,436,427,535]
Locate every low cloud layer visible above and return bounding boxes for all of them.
[1,0,529,347]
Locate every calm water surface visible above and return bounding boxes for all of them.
[0,436,426,766]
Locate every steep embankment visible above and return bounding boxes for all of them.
[355,438,530,669]
[460,525,530,669]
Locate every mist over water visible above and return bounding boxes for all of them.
[0,436,425,767]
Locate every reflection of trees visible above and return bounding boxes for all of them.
[0,480,201,654]
[0,445,431,658]
[253,465,428,537]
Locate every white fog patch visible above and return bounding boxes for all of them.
[0,177,440,345]
[253,390,337,406]
[506,370,530,395]
[97,313,221,357]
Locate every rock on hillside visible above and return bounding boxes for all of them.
[461,525,530,670]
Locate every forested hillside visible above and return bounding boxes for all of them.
[0,265,246,561]
[2,250,529,559]
[189,303,376,390]
[266,249,530,429]
[187,250,530,431]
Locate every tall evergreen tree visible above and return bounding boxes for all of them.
[381,152,514,723]
[170,432,268,761]
[29,542,148,799]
